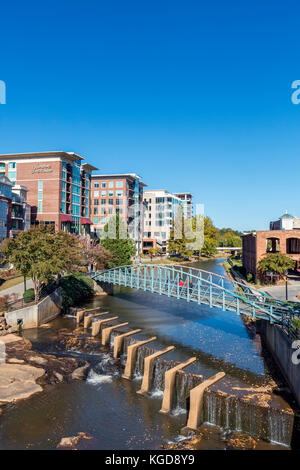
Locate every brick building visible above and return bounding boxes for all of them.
[91,173,146,253]
[0,152,97,235]
[242,229,300,280]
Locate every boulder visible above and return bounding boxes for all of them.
[28,356,48,365]
[0,363,45,402]
[71,363,90,380]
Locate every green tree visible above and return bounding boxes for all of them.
[257,253,295,280]
[101,212,136,267]
[78,236,112,271]
[0,225,83,302]
[201,238,217,257]
[167,215,193,259]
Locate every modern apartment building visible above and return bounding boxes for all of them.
[143,189,182,252]
[10,185,31,237]
[91,173,146,253]
[174,192,193,219]
[0,175,13,242]
[0,152,97,235]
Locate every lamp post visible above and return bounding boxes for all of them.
[284,270,289,301]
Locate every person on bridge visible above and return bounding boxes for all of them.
[179,279,184,287]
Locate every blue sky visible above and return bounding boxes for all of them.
[0,0,299,231]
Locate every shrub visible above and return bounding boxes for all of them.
[59,274,95,311]
[23,288,35,303]
[247,273,253,282]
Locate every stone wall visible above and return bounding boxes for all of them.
[5,287,62,329]
[260,320,300,407]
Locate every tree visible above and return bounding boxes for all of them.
[78,236,112,271]
[167,218,193,259]
[101,212,136,267]
[201,239,217,257]
[257,253,295,280]
[0,225,83,302]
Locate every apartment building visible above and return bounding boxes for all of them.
[143,189,182,252]
[174,192,193,219]
[10,185,31,237]
[0,175,13,242]
[91,173,146,253]
[0,152,97,235]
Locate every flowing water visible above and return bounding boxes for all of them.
[0,258,295,450]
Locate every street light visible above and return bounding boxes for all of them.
[284,270,289,301]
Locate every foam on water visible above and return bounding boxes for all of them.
[87,369,113,385]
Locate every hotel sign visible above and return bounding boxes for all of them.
[32,164,53,174]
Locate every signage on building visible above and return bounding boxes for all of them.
[32,164,53,174]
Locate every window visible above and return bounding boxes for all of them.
[115,199,120,205]
[94,191,99,197]
[93,208,98,215]
[0,163,5,174]
[116,181,123,188]
[101,199,106,205]
[101,190,106,197]
[108,207,113,214]
[108,190,114,197]
[101,208,106,215]
[93,217,99,224]
[101,182,106,188]
[94,182,99,188]
[101,217,106,224]
[8,162,16,169]
[108,199,113,205]
[94,199,99,205]
[116,190,123,197]
[108,181,114,188]
[38,180,43,213]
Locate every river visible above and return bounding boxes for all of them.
[0,259,292,450]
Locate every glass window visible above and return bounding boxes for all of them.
[94,182,99,188]
[61,202,65,213]
[93,217,98,224]
[8,162,16,169]
[101,190,106,197]
[116,190,123,197]
[101,182,106,188]
[116,181,123,188]
[93,208,98,215]
[38,180,43,190]
[0,163,5,173]
[101,199,106,205]
[108,199,113,205]
[101,217,106,224]
[38,201,42,213]
[94,199,99,205]
[108,190,114,197]
[94,191,99,197]
[108,181,114,188]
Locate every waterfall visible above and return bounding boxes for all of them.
[203,389,294,446]
[173,372,202,413]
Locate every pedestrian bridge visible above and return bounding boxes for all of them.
[91,264,299,325]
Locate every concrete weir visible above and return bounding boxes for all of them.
[84,311,109,329]
[137,346,175,395]
[122,337,157,380]
[102,322,129,346]
[76,307,102,324]
[113,329,142,359]
[159,357,197,415]
[91,316,118,337]
[183,372,226,432]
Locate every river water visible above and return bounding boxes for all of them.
[0,259,292,450]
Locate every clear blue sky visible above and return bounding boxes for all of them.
[0,0,299,231]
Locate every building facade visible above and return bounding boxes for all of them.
[0,175,13,242]
[174,192,193,219]
[0,152,97,235]
[143,190,182,252]
[270,212,300,231]
[91,173,145,253]
[242,228,300,280]
[10,185,31,237]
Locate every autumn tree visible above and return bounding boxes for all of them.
[78,236,112,271]
[0,225,83,302]
[257,253,295,281]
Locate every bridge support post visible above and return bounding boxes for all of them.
[137,346,175,396]
[159,357,197,414]
[113,329,142,359]
[122,337,157,380]
[76,310,85,324]
[181,372,225,433]
[84,311,109,329]
[159,357,196,415]
[91,316,118,337]
[101,322,129,346]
